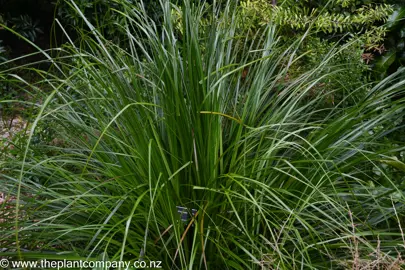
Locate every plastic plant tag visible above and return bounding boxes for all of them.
[176,206,197,222]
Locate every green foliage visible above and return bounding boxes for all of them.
[238,0,390,108]
[0,1,405,269]
[240,0,393,50]
[56,0,125,44]
[374,6,405,78]
[0,13,43,42]
[10,14,43,42]
[0,40,6,62]
[1,1,405,269]
[291,36,370,107]
[56,0,165,45]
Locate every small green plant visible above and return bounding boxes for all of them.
[10,14,43,42]
[0,13,43,42]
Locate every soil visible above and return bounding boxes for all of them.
[0,115,28,205]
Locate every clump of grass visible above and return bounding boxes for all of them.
[1,0,405,269]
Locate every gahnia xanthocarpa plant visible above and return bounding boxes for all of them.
[1,0,405,269]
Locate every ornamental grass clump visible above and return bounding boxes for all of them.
[1,1,405,269]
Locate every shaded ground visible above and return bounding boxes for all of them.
[0,115,28,204]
